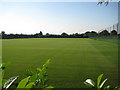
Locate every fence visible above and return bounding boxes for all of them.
[98,23,120,34]
[93,23,120,43]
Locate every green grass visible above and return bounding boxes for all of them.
[2,38,118,88]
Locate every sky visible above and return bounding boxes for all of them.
[0,2,118,34]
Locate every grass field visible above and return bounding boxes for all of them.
[2,38,118,88]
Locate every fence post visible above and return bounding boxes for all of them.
[113,25,114,30]
[117,23,119,34]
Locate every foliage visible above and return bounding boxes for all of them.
[1,59,53,89]
[84,74,108,89]
[25,59,52,88]
[3,76,18,89]
[0,62,14,89]
[1,62,120,89]
[17,76,33,88]
[0,62,10,70]
[97,0,112,6]
[1,29,118,39]
[84,74,120,90]
[99,30,110,36]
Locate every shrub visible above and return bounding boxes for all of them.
[1,59,54,89]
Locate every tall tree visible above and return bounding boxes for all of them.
[1,31,5,35]
[1,31,6,39]
[38,31,43,38]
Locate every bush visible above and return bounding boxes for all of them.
[1,59,54,89]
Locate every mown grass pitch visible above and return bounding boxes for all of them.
[3,38,118,88]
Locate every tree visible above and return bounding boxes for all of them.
[38,31,43,38]
[61,32,68,37]
[46,33,49,36]
[1,31,5,35]
[1,31,6,39]
[84,31,91,37]
[90,31,98,37]
[99,30,110,36]
[110,30,117,36]
[45,33,50,38]
[84,31,98,37]
[74,33,80,37]
[39,31,43,36]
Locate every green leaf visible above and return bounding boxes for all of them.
[43,86,54,90]
[116,87,120,90]
[99,78,107,88]
[41,67,47,75]
[36,68,41,72]
[3,76,18,89]
[114,86,120,90]
[46,86,54,88]
[17,76,30,88]
[105,85,110,89]
[43,59,50,68]
[97,74,103,88]
[84,79,95,87]
[25,69,34,76]
[25,82,34,88]
[2,79,8,87]
[0,62,10,70]
[30,74,37,83]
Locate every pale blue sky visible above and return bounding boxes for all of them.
[0,2,118,34]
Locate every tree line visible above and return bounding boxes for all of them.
[1,30,118,39]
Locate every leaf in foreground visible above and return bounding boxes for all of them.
[17,76,30,88]
[84,79,95,87]
[97,74,103,88]
[99,78,108,88]
[3,76,18,89]
[25,82,34,88]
